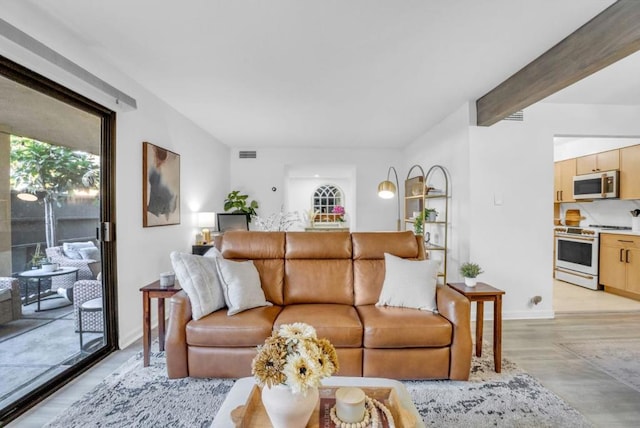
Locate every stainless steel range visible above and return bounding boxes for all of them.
[554,226,600,290]
[554,224,632,290]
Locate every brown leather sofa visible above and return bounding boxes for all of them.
[166,231,472,380]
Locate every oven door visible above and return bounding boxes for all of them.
[555,234,599,275]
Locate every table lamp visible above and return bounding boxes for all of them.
[197,212,216,244]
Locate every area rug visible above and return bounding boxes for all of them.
[560,338,640,393]
[45,348,591,428]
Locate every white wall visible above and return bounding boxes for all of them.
[229,148,401,231]
[403,102,640,320]
[1,8,230,348]
[402,104,472,285]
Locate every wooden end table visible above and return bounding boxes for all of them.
[140,280,181,367]
[447,282,505,372]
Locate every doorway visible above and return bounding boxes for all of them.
[0,56,117,423]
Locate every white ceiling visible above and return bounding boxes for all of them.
[20,0,631,149]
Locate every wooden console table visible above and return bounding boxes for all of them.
[140,280,181,367]
[447,282,505,372]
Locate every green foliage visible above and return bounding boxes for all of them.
[10,136,99,198]
[460,262,484,278]
[224,190,259,220]
[413,212,424,235]
[424,208,438,220]
[414,208,438,234]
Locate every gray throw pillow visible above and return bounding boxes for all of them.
[376,253,439,311]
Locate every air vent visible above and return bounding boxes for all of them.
[239,150,257,159]
[503,111,524,121]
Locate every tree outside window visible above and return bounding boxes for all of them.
[10,136,100,248]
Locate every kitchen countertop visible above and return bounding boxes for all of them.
[598,229,640,236]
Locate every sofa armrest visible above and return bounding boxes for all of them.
[166,290,192,379]
[436,284,472,380]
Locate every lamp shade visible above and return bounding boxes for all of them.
[377,180,396,199]
[197,212,217,228]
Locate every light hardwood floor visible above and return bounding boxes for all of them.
[9,285,640,427]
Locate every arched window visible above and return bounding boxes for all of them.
[312,184,344,222]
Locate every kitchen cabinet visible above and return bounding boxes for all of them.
[599,233,640,300]
[576,149,619,175]
[620,144,640,200]
[553,158,576,203]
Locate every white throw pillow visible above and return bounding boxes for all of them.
[78,246,101,261]
[63,241,96,260]
[215,258,272,316]
[203,247,222,258]
[170,251,225,320]
[376,253,439,311]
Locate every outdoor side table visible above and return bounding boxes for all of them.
[447,282,505,373]
[18,267,79,312]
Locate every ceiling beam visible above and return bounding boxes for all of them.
[476,0,640,127]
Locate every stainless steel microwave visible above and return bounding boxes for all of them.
[573,170,619,200]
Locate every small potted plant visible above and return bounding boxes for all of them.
[460,262,483,287]
[413,211,424,235]
[424,208,438,222]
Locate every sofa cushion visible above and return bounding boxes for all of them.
[284,260,353,305]
[215,258,272,316]
[352,231,419,260]
[170,251,225,320]
[186,305,282,347]
[274,304,362,347]
[376,253,438,311]
[357,305,452,348]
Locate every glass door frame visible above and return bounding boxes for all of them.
[0,55,118,424]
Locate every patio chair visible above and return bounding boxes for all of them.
[0,277,22,324]
[73,279,103,332]
[45,245,96,297]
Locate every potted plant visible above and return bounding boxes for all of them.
[224,190,259,222]
[460,262,484,287]
[424,208,438,222]
[413,211,424,235]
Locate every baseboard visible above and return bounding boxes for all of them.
[503,310,555,320]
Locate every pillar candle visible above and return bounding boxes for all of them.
[335,387,366,423]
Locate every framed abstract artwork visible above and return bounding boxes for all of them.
[142,142,180,227]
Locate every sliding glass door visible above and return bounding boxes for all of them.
[0,56,117,423]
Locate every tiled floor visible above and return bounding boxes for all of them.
[553,278,640,313]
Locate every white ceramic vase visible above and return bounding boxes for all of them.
[261,384,319,428]
[464,277,477,287]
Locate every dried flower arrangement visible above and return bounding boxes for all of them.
[251,323,339,395]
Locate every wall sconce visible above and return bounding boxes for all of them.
[197,212,216,244]
[377,166,401,231]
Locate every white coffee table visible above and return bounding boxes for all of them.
[211,376,425,427]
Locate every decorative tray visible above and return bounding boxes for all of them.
[231,385,417,428]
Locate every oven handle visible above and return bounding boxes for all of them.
[555,267,594,280]
[555,235,596,242]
